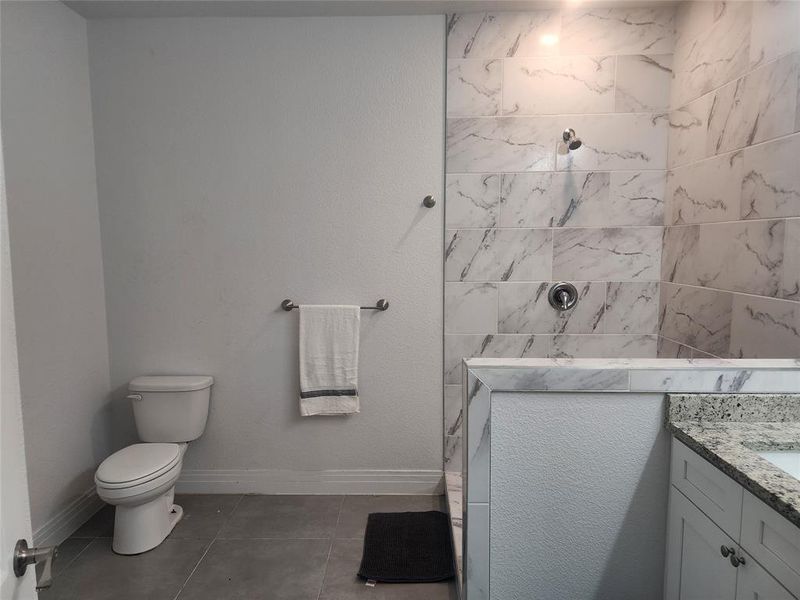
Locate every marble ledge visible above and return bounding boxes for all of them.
[464,358,800,393]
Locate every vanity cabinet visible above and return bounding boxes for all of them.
[666,439,798,600]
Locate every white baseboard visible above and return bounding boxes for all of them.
[30,470,443,545]
[176,468,445,495]
[33,486,104,547]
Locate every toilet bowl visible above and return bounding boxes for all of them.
[94,375,213,555]
[96,443,187,555]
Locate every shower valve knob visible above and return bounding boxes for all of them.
[548,282,578,311]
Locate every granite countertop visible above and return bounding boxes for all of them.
[667,394,800,528]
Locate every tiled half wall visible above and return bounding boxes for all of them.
[443,6,675,470]
[660,1,800,360]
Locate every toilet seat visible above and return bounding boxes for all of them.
[96,443,181,490]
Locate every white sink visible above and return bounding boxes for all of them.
[758,451,800,480]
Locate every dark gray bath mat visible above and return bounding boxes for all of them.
[357,511,455,583]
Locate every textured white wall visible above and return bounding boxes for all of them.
[491,391,669,600]
[88,17,445,478]
[1,1,112,531]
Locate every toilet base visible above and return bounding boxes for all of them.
[112,491,183,555]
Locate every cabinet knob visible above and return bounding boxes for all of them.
[720,545,735,558]
[730,554,746,568]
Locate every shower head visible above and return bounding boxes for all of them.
[562,128,582,151]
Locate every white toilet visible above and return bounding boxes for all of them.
[95,375,213,555]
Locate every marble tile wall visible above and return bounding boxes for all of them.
[660,1,800,361]
[444,6,675,471]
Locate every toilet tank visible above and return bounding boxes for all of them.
[128,375,213,443]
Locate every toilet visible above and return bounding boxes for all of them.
[95,375,213,555]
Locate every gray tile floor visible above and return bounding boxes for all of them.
[40,494,457,600]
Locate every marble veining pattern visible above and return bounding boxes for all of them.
[444,435,462,473]
[498,281,606,334]
[498,171,665,229]
[549,172,611,228]
[741,134,800,220]
[608,171,666,226]
[466,378,491,504]
[706,52,799,156]
[615,54,672,113]
[670,1,751,109]
[499,172,559,228]
[502,56,615,115]
[550,334,658,358]
[748,0,800,69]
[605,282,659,334]
[444,333,548,384]
[553,227,662,281]
[662,220,790,300]
[668,95,711,169]
[445,228,552,281]
[555,113,669,172]
[659,282,732,357]
[667,151,743,225]
[446,117,555,173]
[659,1,800,357]
[445,173,500,228]
[447,59,501,117]
[657,336,693,359]
[548,172,611,227]
[560,7,675,56]
[444,385,463,439]
[729,295,800,359]
[446,11,560,59]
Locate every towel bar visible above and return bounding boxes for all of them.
[281,299,389,311]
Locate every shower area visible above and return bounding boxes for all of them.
[442,1,800,474]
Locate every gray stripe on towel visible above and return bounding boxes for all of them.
[300,388,358,399]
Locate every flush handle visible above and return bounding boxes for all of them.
[13,539,58,590]
[548,282,578,311]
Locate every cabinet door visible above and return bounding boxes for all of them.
[736,550,797,600]
[665,486,738,600]
[740,491,800,598]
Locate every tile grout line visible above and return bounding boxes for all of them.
[53,536,97,581]
[171,494,245,600]
[315,495,346,600]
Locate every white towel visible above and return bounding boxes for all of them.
[298,305,360,416]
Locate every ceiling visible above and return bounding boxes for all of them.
[64,0,678,19]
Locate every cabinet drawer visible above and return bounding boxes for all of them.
[671,438,744,540]
[740,491,800,598]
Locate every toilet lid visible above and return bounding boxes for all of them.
[96,443,181,486]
